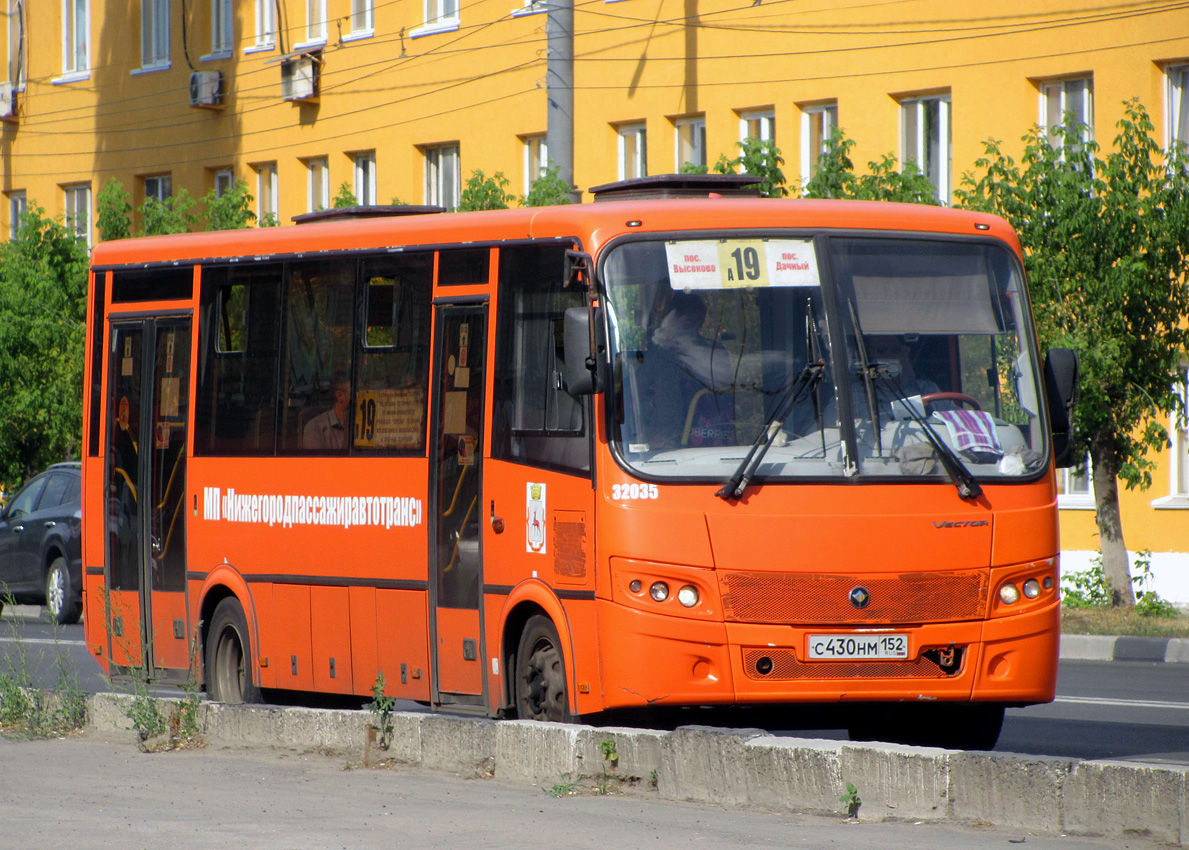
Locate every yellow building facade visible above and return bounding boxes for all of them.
[3,1,1189,600]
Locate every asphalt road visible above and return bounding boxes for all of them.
[0,736,1170,850]
[3,606,1187,764]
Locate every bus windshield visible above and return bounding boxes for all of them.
[602,234,1047,483]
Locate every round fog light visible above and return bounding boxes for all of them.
[649,581,670,602]
[1023,579,1041,599]
[629,580,642,593]
[677,585,699,608]
[999,583,1021,605]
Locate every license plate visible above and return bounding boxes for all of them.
[807,634,909,660]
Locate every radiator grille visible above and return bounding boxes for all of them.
[741,648,955,680]
[720,571,987,624]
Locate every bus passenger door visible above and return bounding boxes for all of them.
[104,317,192,680]
[428,304,488,707]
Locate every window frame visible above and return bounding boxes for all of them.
[247,0,277,52]
[255,163,278,225]
[674,116,706,172]
[617,122,647,181]
[140,0,170,72]
[1058,454,1095,510]
[305,157,329,212]
[738,109,775,143]
[1166,63,1189,156]
[522,134,548,195]
[347,0,375,39]
[8,189,26,238]
[411,0,459,37]
[300,0,329,47]
[63,183,91,247]
[8,0,26,88]
[424,144,460,210]
[1038,76,1094,156]
[1152,362,1189,508]
[354,151,377,206]
[800,102,838,188]
[207,0,233,58]
[144,174,172,204]
[900,93,951,204]
[58,0,89,81]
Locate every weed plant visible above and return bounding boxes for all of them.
[0,593,87,738]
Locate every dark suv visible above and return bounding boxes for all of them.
[0,463,83,624]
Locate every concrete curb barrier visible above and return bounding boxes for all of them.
[85,693,1188,846]
[1059,633,1189,663]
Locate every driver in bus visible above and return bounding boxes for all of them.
[302,375,351,450]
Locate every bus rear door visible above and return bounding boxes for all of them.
[103,315,192,681]
[429,302,488,708]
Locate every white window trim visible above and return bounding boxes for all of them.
[306,158,329,212]
[424,145,460,210]
[63,183,91,247]
[7,0,26,90]
[511,1,547,17]
[8,190,27,239]
[354,152,376,206]
[617,123,647,181]
[59,0,90,80]
[522,135,547,195]
[1165,63,1189,154]
[346,0,375,38]
[738,109,774,143]
[1038,77,1094,152]
[1152,364,1189,508]
[246,0,277,53]
[900,94,951,204]
[800,103,838,189]
[140,0,171,72]
[1058,454,1095,510]
[411,0,460,38]
[255,164,278,223]
[673,116,706,172]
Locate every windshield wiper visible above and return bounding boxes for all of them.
[716,358,824,502]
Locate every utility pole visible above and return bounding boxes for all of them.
[545,0,578,201]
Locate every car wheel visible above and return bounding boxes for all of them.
[45,557,81,625]
[205,597,262,704]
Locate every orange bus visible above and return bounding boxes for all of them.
[82,175,1077,750]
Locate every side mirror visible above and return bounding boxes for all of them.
[563,306,608,395]
[1044,348,1079,468]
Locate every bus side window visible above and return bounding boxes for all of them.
[282,261,357,454]
[195,265,281,455]
[355,253,433,453]
[492,244,590,475]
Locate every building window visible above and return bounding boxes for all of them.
[306,157,329,212]
[800,103,838,187]
[1058,455,1094,510]
[354,151,376,206]
[1039,77,1093,153]
[350,0,375,35]
[413,0,459,36]
[255,163,278,225]
[214,169,234,198]
[1166,64,1189,155]
[523,135,547,195]
[7,1,25,87]
[210,0,233,55]
[251,0,276,50]
[64,183,91,246]
[674,117,706,171]
[304,0,328,45]
[61,0,89,77]
[141,0,170,69]
[425,145,459,210]
[739,109,774,143]
[144,174,172,203]
[7,190,26,238]
[901,94,951,203]
[617,123,647,181]
[1153,364,1189,507]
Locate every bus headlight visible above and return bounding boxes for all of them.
[650,582,670,602]
[1022,579,1042,599]
[677,585,699,608]
[999,583,1021,605]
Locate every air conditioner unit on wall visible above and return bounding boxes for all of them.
[0,82,17,121]
[281,53,320,103]
[189,71,223,108]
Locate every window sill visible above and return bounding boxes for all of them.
[1151,495,1189,509]
[342,29,375,43]
[293,38,328,51]
[410,19,460,38]
[201,50,234,63]
[511,3,546,16]
[244,42,276,55]
[132,63,171,76]
[1057,496,1095,511]
[53,71,90,85]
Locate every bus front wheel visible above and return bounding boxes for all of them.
[206,598,262,705]
[514,615,573,722]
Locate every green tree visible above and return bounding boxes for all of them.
[332,182,358,209]
[955,99,1189,606]
[96,178,132,242]
[713,137,787,198]
[803,129,940,204]
[522,164,575,207]
[459,169,514,211]
[140,190,196,236]
[204,179,257,231]
[0,204,89,487]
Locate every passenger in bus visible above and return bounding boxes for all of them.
[857,334,942,417]
[302,375,351,450]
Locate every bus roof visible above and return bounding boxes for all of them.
[89,198,1021,269]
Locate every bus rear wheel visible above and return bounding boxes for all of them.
[206,598,261,704]
[514,615,572,722]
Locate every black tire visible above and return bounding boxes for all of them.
[848,703,1005,751]
[45,556,81,625]
[514,614,573,722]
[206,597,262,704]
